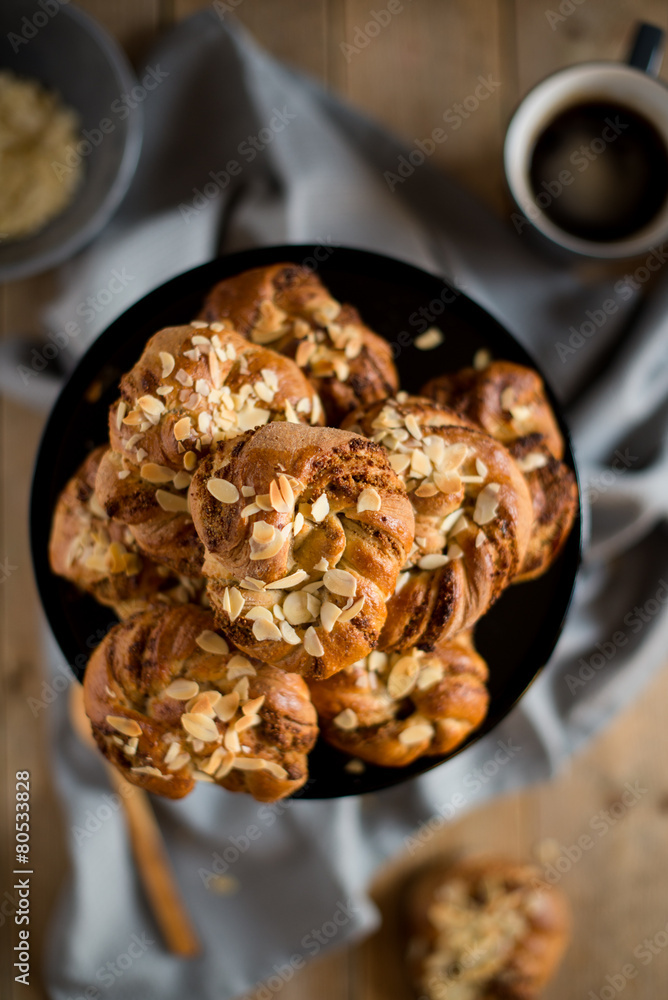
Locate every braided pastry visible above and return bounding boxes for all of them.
[48,446,202,618]
[422,361,577,582]
[199,263,399,425]
[406,857,570,1000]
[188,421,415,680]
[95,447,204,579]
[83,605,318,802]
[422,359,563,459]
[309,631,488,766]
[98,322,320,577]
[343,396,533,652]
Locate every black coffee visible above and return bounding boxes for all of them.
[529,100,668,242]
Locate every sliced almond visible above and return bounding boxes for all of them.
[228,587,245,621]
[252,618,282,641]
[303,626,324,657]
[389,453,411,475]
[159,351,175,378]
[131,765,164,778]
[224,728,242,752]
[245,605,273,623]
[323,568,357,598]
[280,620,301,644]
[265,569,309,591]
[243,696,265,716]
[138,395,165,419]
[415,482,439,498]
[320,601,342,633]
[399,722,435,746]
[414,327,443,350]
[207,478,239,504]
[215,691,240,722]
[183,450,197,472]
[167,752,191,772]
[163,741,182,764]
[164,679,200,701]
[196,630,229,655]
[357,487,381,513]
[311,494,330,522]
[155,489,189,513]
[181,713,220,742]
[405,414,423,440]
[235,714,261,732]
[333,708,358,730]
[387,655,420,699]
[517,451,548,472]
[473,483,501,526]
[418,554,449,570]
[233,756,268,771]
[215,750,236,778]
[263,760,288,780]
[106,715,142,738]
[337,595,365,623]
[417,664,444,690]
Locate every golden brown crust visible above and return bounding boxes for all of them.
[406,857,570,999]
[422,362,577,581]
[188,421,415,680]
[422,361,564,460]
[48,446,190,616]
[310,631,488,766]
[83,605,318,802]
[95,448,204,579]
[199,263,399,425]
[343,396,533,652]
[109,323,322,472]
[508,436,578,583]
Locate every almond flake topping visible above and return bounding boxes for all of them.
[357,488,381,513]
[106,716,142,737]
[337,596,365,623]
[141,463,174,484]
[387,655,420,699]
[333,708,358,731]
[265,569,309,590]
[207,478,239,504]
[303,626,324,657]
[320,602,342,633]
[173,416,192,441]
[311,494,329,522]
[181,713,219,742]
[323,568,357,598]
[415,327,444,350]
[473,483,501,526]
[155,490,189,513]
[252,619,282,641]
[196,630,229,655]
[159,351,175,378]
[215,692,240,722]
[418,554,449,570]
[164,679,200,701]
[399,721,435,746]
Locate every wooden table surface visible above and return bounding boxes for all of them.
[3,2,668,998]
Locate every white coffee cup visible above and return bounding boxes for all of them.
[504,23,668,258]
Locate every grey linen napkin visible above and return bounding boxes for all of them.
[32,12,668,999]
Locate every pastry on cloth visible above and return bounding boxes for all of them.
[48,446,203,618]
[405,857,570,999]
[343,395,533,652]
[422,360,577,582]
[83,605,318,803]
[199,262,398,425]
[188,421,415,680]
[97,323,320,577]
[309,631,488,766]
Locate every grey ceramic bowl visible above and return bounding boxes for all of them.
[0,1,143,281]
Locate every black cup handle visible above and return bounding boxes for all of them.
[628,22,664,76]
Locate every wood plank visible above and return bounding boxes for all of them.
[173,0,330,80]
[514,0,668,94]
[340,0,508,212]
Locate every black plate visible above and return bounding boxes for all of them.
[31,245,581,798]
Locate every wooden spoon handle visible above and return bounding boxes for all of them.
[69,684,201,957]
